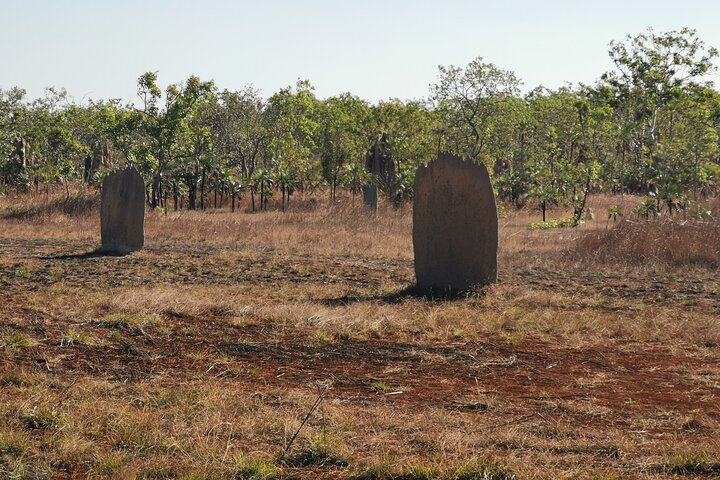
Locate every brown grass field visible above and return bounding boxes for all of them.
[0,189,719,479]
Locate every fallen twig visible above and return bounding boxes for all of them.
[485,411,552,433]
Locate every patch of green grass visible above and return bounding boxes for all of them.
[0,457,45,479]
[92,452,126,476]
[281,441,348,468]
[111,423,152,451]
[109,331,124,341]
[233,455,282,480]
[652,453,720,476]
[19,406,66,430]
[501,333,523,346]
[96,313,159,330]
[16,267,31,278]
[530,218,579,229]
[353,461,395,480]
[142,464,182,479]
[448,461,515,480]
[0,431,29,456]
[0,331,31,349]
[371,381,392,394]
[402,465,437,479]
[60,329,95,347]
[309,330,330,347]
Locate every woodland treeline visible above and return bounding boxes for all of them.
[1,28,719,221]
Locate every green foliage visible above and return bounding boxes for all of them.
[430,57,521,162]
[18,406,65,430]
[233,455,282,480]
[0,331,30,349]
[530,218,579,229]
[634,197,660,219]
[0,28,718,210]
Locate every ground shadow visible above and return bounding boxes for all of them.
[319,284,489,306]
[42,249,131,260]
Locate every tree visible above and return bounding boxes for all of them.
[430,57,521,165]
[215,87,268,179]
[0,88,27,185]
[264,80,321,192]
[135,72,216,208]
[601,28,718,197]
[317,93,372,200]
[371,100,435,202]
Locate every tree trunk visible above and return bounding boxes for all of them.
[151,174,160,209]
[200,167,206,211]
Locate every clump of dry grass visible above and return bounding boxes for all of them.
[1,189,97,221]
[573,215,720,268]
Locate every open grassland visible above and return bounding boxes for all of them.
[1,190,719,479]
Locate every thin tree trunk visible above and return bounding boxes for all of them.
[200,167,206,211]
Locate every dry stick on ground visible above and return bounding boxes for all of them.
[484,412,553,434]
[278,384,329,462]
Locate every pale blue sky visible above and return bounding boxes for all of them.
[2,0,719,104]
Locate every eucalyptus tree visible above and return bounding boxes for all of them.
[517,87,609,223]
[601,28,718,196]
[215,87,268,179]
[430,57,521,166]
[665,84,720,198]
[523,88,580,219]
[14,88,88,195]
[62,99,124,184]
[0,87,27,184]
[371,99,435,201]
[489,95,531,201]
[264,80,321,192]
[135,72,216,208]
[173,96,220,210]
[317,93,373,200]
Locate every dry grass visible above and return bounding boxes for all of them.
[0,187,412,259]
[0,188,719,478]
[574,216,720,268]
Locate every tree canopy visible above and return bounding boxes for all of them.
[1,28,718,220]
